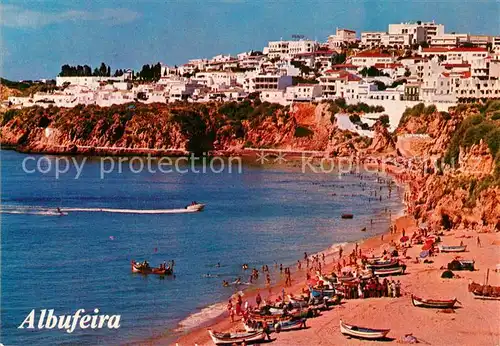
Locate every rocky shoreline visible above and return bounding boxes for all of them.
[2,101,498,233]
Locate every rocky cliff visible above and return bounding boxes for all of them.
[397,102,500,232]
[0,101,382,157]
[1,100,499,231]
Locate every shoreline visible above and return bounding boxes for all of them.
[168,214,412,346]
[137,167,409,346]
[167,163,499,346]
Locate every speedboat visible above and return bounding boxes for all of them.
[186,203,205,212]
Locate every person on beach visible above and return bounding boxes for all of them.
[477,236,481,247]
[256,293,262,307]
[279,263,283,274]
[383,278,389,297]
[266,273,271,286]
[297,260,301,270]
[339,247,343,259]
[263,321,272,340]
[391,280,397,298]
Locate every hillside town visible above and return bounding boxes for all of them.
[5,20,500,114]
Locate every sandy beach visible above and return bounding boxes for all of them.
[169,213,499,346]
[151,156,500,346]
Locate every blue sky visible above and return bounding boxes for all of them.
[1,0,499,80]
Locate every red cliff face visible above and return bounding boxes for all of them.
[2,101,498,230]
[367,120,395,153]
[398,104,500,232]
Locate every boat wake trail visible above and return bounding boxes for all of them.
[0,205,197,215]
[61,207,197,214]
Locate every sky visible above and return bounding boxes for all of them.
[1,0,499,81]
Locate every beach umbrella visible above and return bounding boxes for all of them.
[400,236,410,243]
[422,243,432,251]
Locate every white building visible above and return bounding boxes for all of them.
[388,21,444,43]
[327,28,357,49]
[430,33,470,47]
[245,74,293,93]
[193,71,237,90]
[318,70,362,99]
[285,84,323,102]
[419,47,489,63]
[493,36,500,52]
[380,33,413,48]
[264,39,317,60]
[361,32,384,48]
[349,52,395,67]
[55,75,127,88]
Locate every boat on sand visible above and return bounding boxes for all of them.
[411,295,458,308]
[439,245,466,253]
[372,266,405,276]
[339,320,390,340]
[208,330,267,345]
[244,318,306,333]
[366,259,399,269]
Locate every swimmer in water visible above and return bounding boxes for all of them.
[216,262,221,268]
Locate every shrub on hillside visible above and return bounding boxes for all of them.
[1,109,20,125]
[294,126,314,138]
[379,115,390,127]
[349,114,361,124]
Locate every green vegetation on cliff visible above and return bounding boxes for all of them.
[444,101,500,166]
[0,100,291,155]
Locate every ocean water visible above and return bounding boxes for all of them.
[0,150,403,345]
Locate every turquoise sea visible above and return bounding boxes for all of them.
[0,150,403,345]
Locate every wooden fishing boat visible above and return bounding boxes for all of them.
[468,281,500,299]
[131,261,173,275]
[341,213,354,219]
[439,245,467,253]
[447,259,475,271]
[339,320,390,340]
[373,266,404,277]
[411,295,458,308]
[244,318,306,333]
[366,259,399,269]
[247,312,293,323]
[310,287,337,298]
[287,296,309,308]
[366,256,384,264]
[208,330,267,345]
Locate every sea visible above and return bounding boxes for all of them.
[0,149,403,345]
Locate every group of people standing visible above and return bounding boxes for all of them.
[342,277,402,299]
